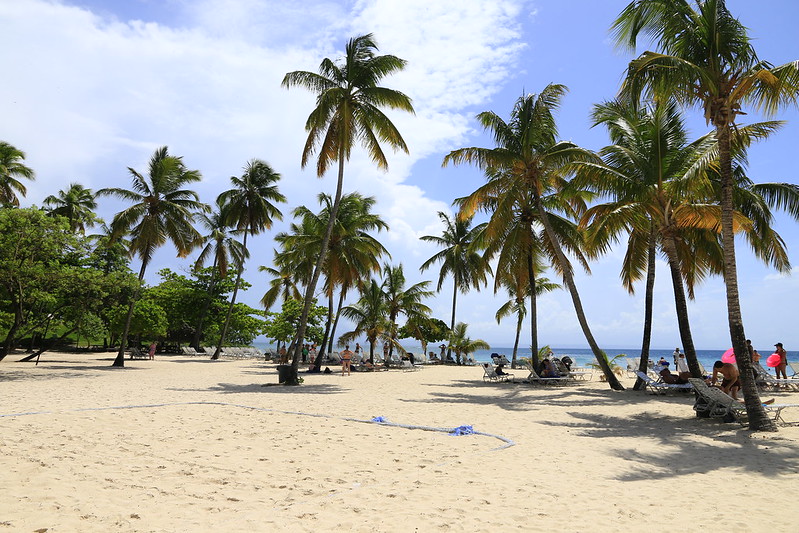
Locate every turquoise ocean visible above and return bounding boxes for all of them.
[252,341,759,370]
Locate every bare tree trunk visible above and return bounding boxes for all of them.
[512,311,522,370]
[634,228,657,391]
[534,197,624,390]
[660,231,702,378]
[113,260,148,367]
[214,232,249,360]
[327,290,346,354]
[526,250,539,370]
[448,283,457,362]
[290,150,346,384]
[716,123,775,431]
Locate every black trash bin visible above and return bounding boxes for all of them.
[277,364,293,383]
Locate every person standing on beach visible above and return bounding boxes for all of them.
[673,347,681,366]
[340,345,353,376]
[355,342,362,357]
[676,352,689,374]
[148,342,156,360]
[774,342,788,380]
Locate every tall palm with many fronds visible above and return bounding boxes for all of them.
[44,182,99,233]
[612,0,799,428]
[0,141,35,207]
[260,250,303,312]
[213,159,285,359]
[381,263,433,359]
[282,33,414,381]
[445,86,625,390]
[420,212,490,361]
[98,146,205,367]
[191,197,246,350]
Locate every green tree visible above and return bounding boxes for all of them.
[263,299,327,349]
[448,322,490,365]
[98,146,206,367]
[381,263,432,359]
[0,141,35,207]
[612,0,799,428]
[445,86,625,390]
[398,316,449,360]
[420,212,490,361]
[43,182,99,233]
[213,159,285,359]
[193,198,246,349]
[282,33,414,383]
[339,279,391,364]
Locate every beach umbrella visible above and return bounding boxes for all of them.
[766,353,781,368]
[721,348,736,364]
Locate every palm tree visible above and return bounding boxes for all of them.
[445,86,625,390]
[339,279,391,364]
[448,322,490,365]
[97,146,205,367]
[192,197,246,350]
[213,159,285,359]
[420,212,490,361]
[612,0,799,429]
[43,182,99,233]
[259,250,303,311]
[381,263,433,359]
[0,141,35,206]
[495,273,560,369]
[282,33,414,382]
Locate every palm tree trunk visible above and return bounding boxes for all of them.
[448,282,457,362]
[318,291,335,361]
[534,197,624,390]
[660,232,701,378]
[716,124,775,431]
[512,311,522,370]
[290,150,346,383]
[327,290,346,354]
[192,258,220,350]
[113,260,149,367]
[214,231,249,360]
[527,250,539,370]
[634,227,657,391]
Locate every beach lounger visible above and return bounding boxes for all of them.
[402,359,421,372]
[553,358,593,381]
[789,362,799,378]
[482,364,513,383]
[129,347,147,360]
[752,363,799,391]
[491,354,511,366]
[634,371,692,394]
[527,366,569,386]
[688,378,799,426]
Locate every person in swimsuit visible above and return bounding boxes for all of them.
[774,342,788,380]
[711,360,740,400]
[340,345,354,376]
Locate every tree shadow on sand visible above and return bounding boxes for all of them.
[167,381,344,395]
[540,410,799,480]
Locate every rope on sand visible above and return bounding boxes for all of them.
[0,401,515,451]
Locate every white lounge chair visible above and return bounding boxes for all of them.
[527,365,569,386]
[482,364,513,382]
[401,359,421,372]
[689,378,799,426]
[752,363,799,391]
[553,358,593,381]
[634,371,692,394]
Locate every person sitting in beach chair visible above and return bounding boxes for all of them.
[659,367,690,385]
[539,359,559,378]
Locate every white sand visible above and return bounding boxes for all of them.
[2,352,798,532]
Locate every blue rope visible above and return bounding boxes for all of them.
[0,401,515,451]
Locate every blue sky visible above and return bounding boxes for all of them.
[2,0,798,352]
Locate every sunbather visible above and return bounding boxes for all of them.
[659,367,690,385]
[539,359,559,378]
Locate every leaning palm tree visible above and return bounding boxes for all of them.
[213,159,285,359]
[43,182,99,233]
[191,197,246,350]
[445,86,625,390]
[97,146,205,367]
[381,263,433,359]
[0,141,35,206]
[612,0,799,429]
[448,322,490,365]
[420,212,490,361]
[281,33,414,382]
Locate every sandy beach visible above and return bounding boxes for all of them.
[2,352,799,532]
